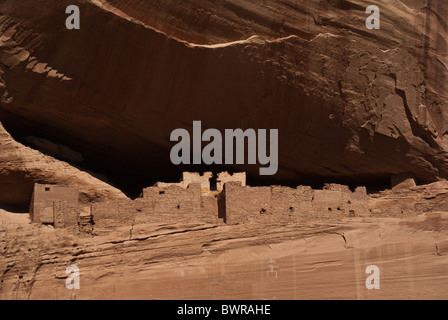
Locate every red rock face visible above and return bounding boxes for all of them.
[1,1,448,300]
[0,0,447,196]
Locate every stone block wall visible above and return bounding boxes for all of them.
[270,186,314,220]
[91,199,137,233]
[224,183,315,224]
[54,200,80,234]
[142,184,202,220]
[224,182,272,224]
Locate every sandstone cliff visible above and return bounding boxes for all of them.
[0,121,126,209]
[0,0,446,193]
[1,1,448,300]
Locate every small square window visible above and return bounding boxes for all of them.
[45,187,50,192]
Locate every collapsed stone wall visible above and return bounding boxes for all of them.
[154,172,213,194]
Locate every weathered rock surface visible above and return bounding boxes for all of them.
[0,121,127,209]
[1,209,448,300]
[23,136,84,164]
[0,0,446,189]
[369,180,448,216]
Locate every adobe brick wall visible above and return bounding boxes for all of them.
[30,184,78,224]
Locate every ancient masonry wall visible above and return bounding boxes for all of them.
[87,183,220,235]
[30,173,369,234]
[223,182,367,224]
[30,184,78,224]
[312,184,368,217]
[54,200,80,234]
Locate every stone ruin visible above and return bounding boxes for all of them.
[29,172,369,236]
[216,172,246,191]
[154,172,213,194]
